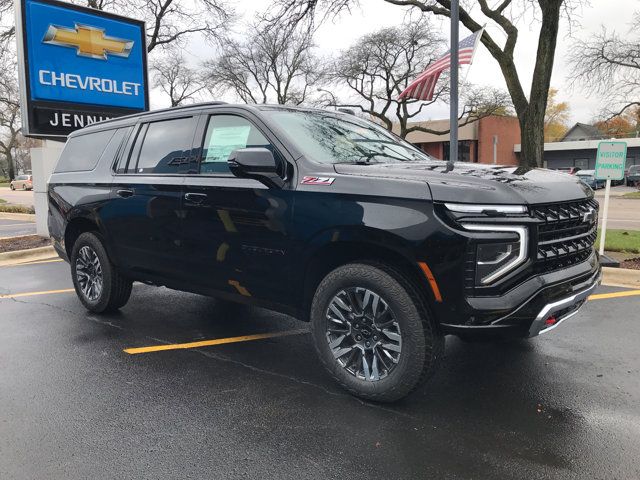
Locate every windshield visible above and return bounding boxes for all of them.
[264,110,434,165]
[578,175,594,181]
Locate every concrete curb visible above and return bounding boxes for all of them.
[0,212,36,222]
[0,246,57,266]
[602,266,640,289]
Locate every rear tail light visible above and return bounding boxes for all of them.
[544,316,557,327]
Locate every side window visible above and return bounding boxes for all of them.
[132,117,196,174]
[54,129,115,173]
[112,126,134,173]
[199,115,275,174]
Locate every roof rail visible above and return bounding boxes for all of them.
[86,101,229,128]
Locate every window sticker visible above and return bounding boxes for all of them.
[204,125,251,163]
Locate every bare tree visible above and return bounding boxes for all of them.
[267,0,583,167]
[205,21,324,105]
[568,15,640,121]
[140,0,231,52]
[152,51,207,106]
[329,19,510,139]
[0,55,20,180]
[0,0,235,53]
[0,0,14,44]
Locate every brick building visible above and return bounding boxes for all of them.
[400,115,521,165]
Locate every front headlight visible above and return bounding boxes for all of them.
[463,224,528,285]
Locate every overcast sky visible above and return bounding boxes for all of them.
[158,0,639,125]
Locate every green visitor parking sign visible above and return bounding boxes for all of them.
[595,141,627,181]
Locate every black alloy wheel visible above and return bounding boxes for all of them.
[311,262,444,402]
[75,245,104,302]
[325,287,402,381]
[70,232,133,313]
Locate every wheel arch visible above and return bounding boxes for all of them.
[63,216,102,260]
[299,239,437,322]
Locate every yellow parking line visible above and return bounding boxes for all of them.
[9,258,64,266]
[0,258,63,268]
[22,258,64,265]
[0,288,74,299]
[589,289,640,301]
[124,329,309,355]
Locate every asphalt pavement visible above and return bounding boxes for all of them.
[0,218,36,238]
[1,258,639,479]
[595,195,640,231]
[0,187,34,207]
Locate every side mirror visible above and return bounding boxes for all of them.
[228,148,284,188]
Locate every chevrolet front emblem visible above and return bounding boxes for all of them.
[43,24,133,60]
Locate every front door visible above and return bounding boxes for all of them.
[105,116,197,280]
[180,113,295,306]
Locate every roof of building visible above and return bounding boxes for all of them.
[560,123,605,141]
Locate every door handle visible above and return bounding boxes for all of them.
[116,189,134,198]
[184,192,208,203]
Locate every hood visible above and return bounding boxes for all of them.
[333,161,593,205]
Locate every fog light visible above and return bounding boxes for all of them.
[544,316,557,326]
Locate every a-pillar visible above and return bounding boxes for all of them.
[31,139,65,237]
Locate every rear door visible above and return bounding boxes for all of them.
[105,115,198,280]
[179,112,296,305]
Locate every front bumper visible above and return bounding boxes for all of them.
[527,271,600,337]
[441,255,601,338]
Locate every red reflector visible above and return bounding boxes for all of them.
[545,316,557,326]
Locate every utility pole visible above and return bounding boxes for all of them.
[449,0,459,164]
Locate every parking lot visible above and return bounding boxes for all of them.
[0,187,34,207]
[0,218,36,238]
[1,258,639,479]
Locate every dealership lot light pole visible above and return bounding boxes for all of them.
[449,0,459,164]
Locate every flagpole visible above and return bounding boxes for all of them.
[449,0,459,165]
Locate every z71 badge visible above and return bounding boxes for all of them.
[301,176,335,185]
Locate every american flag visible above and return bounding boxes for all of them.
[399,29,483,102]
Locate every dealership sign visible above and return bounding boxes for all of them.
[595,141,627,181]
[15,0,148,137]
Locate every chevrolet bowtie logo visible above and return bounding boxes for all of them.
[43,24,133,60]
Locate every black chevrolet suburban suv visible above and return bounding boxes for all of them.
[48,103,601,401]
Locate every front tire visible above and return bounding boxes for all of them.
[70,232,132,313]
[310,262,444,402]
[10,184,14,190]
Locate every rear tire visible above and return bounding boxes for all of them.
[10,184,14,190]
[70,231,132,313]
[310,262,444,402]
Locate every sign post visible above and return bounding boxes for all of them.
[595,141,627,256]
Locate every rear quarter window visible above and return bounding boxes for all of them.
[54,129,116,173]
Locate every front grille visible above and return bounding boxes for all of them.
[532,198,599,273]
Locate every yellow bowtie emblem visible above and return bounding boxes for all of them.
[43,24,133,60]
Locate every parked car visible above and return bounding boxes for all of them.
[556,167,581,175]
[10,174,33,190]
[576,170,605,190]
[48,103,601,402]
[626,165,640,187]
